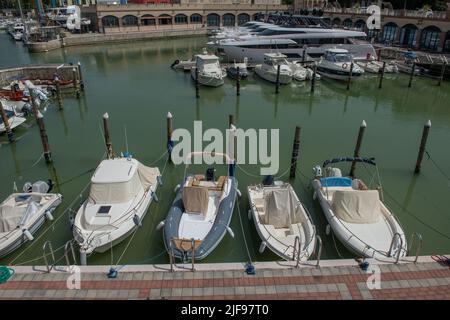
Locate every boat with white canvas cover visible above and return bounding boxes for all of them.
[0,108,26,133]
[317,49,364,81]
[190,54,226,87]
[255,53,293,84]
[161,150,238,261]
[0,180,62,258]
[356,60,399,74]
[311,156,408,260]
[73,155,161,265]
[248,180,316,261]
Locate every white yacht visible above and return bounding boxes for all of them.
[73,156,160,265]
[191,54,226,87]
[255,53,293,84]
[317,49,364,80]
[208,25,377,63]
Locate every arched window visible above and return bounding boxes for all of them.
[332,18,341,28]
[354,20,366,31]
[382,22,398,43]
[222,14,235,27]
[190,14,202,24]
[122,15,138,27]
[174,14,187,24]
[141,14,155,26]
[420,26,441,51]
[237,13,250,26]
[399,24,418,47]
[342,18,352,29]
[443,31,450,53]
[207,14,220,27]
[102,15,119,28]
[158,14,172,25]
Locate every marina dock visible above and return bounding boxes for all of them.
[2,256,449,300]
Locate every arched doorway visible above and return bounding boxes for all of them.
[399,24,418,47]
[158,14,172,25]
[222,13,235,27]
[122,15,138,27]
[342,18,352,29]
[190,14,202,24]
[141,14,156,26]
[174,14,188,24]
[237,13,250,26]
[420,26,441,51]
[382,22,398,44]
[207,14,220,27]
[443,31,450,53]
[332,18,341,28]
[102,15,119,28]
[354,19,366,31]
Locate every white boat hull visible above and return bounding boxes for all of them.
[254,66,292,84]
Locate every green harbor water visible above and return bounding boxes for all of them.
[1,32,449,266]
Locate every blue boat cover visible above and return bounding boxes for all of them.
[320,177,352,187]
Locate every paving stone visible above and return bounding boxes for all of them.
[286,285,297,294]
[435,277,449,286]
[161,288,172,297]
[407,279,421,287]
[213,271,224,279]
[265,286,276,294]
[149,288,161,299]
[128,290,140,299]
[427,278,439,286]
[337,283,348,292]
[417,279,429,287]
[193,271,203,280]
[183,272,194,280]
[275,285,288,294]
[182,287,193,296]
[142,272,154,281]
[340,292,353,300]
[214,287,225,295]
[326,283,338,292]
[223,287,235,296]
[316,284,328,292]
[153,272,164,280]
[223,270,233,278]
[262,270,273,278]
[86,290,97,299]
[192,288,204,296]
[255,286,266,295]
[203,286,214,296]
[360,290,373,300]
[203,271,214,279]
[172,288,182,297]
[244,286,256,295]
[296,285,308,293]
[133,272,144,281]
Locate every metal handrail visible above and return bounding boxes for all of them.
[314,235,322,268]
[42,241,55,273]
[64,240,77,267]
[293,236,301,268]
[170,237,196,272]
[388,232,403,263]
[408,233,423,263]
[169,237,174,273]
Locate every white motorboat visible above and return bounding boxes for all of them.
[356,60,399,74]
[317,49,364,80]
[73,155,161,264]
[226,58,249,79]
[171,48,207,71]
[12,31,23,41]
[255,53,293,84]
[191,54,226,87]
[0,180,62,258]
[248,181,316,261]
[312,157,408,260]
[287,61,309,81]
[0,107,26,133]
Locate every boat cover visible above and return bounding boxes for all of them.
[0,204,23,233]
[331,190,381,224]
[89,162,158,204]
[263,187,301,228]
[182,186,209,215]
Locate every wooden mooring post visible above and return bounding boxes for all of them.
[408,62,416,88]
[438,62,446,86]
[236,66,240,96]
[228,114,235,127]
[167,111,173,163]
[55,80,63,110]
[310,63,317,93]
[346,62,353,91]
[275,64,280,94]
[77,62,84,90]
[195,68,200,99]
[102,113,114,159]
[349,120,367,177]
[0,100,14,142]
[378,61,386,89]
[289,126,301,179]
[414,120,431,174]
[36,111,52,163]
[72,68,80,98]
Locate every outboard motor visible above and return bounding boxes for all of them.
[30,180,53,193]
[206,167,215,181]
[20,103,33,116]
[312,165,322,178]
[262,175,274,186]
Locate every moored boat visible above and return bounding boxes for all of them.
[254,53,293,84]
[317,49,364,80]
[191,54,227,87]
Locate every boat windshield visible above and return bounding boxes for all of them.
[326,52,352,62]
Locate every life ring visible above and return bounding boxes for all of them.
[342,63,348,70]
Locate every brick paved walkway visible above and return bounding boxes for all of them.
[1,259,449,300]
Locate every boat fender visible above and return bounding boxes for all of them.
[157,175,163,187]
[107,268,118,279]
[151,191,159,203]
[342,63,348,70]
[245,262,255,275]
[248,209,252,220]
[259,241,267,253]
[156,220,165,231]
[133,214,142,227]
[226,226,235,238]
[359,260,369,271]
[23,229,34,241]
[69,215,75,230]
[325,224,331,235]
[174,184,181,193]
[45,210,54,221]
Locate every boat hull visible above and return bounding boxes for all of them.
[255,67,292,84]
[317,66,363,81]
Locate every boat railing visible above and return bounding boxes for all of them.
[42,240,55,273]
[408,233,423,264]
[64,240,77,267]
[169,237,196,272]
[293,236,302,267]
[388,232,403,263]
[314,235,323,268]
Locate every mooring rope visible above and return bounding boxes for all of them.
[235,188,253,267]
[426,150,450,183]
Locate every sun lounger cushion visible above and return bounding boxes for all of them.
[182,186,209,215]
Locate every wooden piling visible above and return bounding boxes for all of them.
[438,63,446,86]
[167,112,173,163]
[228,114,235,127]
[0,100,14,142]
[36,111,52,163]
[310,63,317,93]
[349,120,367,177]
[275,64,280,94]
[102,113,114,159]
[77,61,84,90]
[72,68,80,98]
[302,49,306,64]
[236,66,240,96]
[346,62,353,91]
[414,120,431,174]
[378,61,386,89]
[289,126,301,179]
[55,80,63,110]
[195,68,200,99]
[408,62,416,88]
